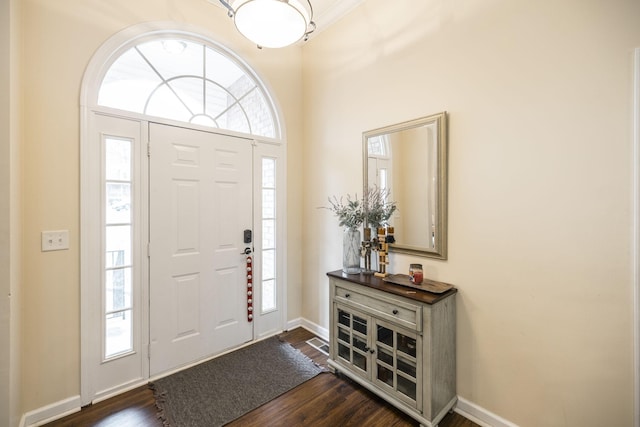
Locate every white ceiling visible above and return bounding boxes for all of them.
[209,0,366,39]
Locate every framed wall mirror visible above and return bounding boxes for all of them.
[363,112,448,259]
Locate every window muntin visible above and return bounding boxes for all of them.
[104,136,134,359]
[98,39,276,138]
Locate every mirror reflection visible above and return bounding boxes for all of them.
[363,112,448,259]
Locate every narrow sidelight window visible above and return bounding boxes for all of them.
[104,136,134,359]
[261,157,277,313]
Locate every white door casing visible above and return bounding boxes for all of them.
[81,113,149,403]
[81,24,288,405]
[149,123,253,376]
[82,115,286,403]
[253,142,287,339]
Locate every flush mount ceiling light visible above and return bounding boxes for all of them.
[219,0,316,49]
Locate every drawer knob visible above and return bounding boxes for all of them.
[392,309,399,315]
[345,293,351,298]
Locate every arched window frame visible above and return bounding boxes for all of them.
[81,23,284,142]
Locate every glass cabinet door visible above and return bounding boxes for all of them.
[374,321,420,408]
[335,304,371,376]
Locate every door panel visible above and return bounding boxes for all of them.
[149,123,253,376]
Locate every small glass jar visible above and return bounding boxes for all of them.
[409,263,423,284]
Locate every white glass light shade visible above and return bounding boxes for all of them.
[232,0,312,48]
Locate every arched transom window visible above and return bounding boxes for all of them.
[98,37,277,138]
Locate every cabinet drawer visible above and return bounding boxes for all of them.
[335,285,422,332]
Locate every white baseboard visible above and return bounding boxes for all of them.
[285,316,302,331]
[92,378,149,405]
[286,317,329,341]
[455,396,519,427]
[22,395,81,427]
[283,320,519,427]
[18,319,516,427]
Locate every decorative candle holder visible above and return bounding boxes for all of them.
[385,226,395,243]
[361,227,375,275]
[374,227,389,278]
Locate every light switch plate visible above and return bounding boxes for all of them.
[41,230,69,251]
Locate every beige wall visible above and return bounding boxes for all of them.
[15,0,640,425]
[19,0,304,414]
[302,0,639,426]
[10,0,22,423]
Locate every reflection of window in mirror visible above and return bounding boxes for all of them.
[379,169,388,191]
[367,134,392,191]
[367,134,388,157]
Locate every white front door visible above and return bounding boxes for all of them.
[149,123,253,376]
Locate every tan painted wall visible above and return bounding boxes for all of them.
[17,0,640,424]
[19,0,304,413]
[10,0,22,424]
[302,0,639,425]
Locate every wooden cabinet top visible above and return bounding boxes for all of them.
[327,270,457,305]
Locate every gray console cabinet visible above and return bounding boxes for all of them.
[327,271,457,427]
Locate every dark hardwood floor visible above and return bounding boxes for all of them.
[45,328,477,427]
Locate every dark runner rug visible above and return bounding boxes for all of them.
[150,336,324,427]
